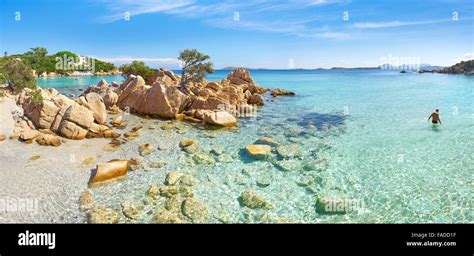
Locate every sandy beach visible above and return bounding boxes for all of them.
[0,96,110,223]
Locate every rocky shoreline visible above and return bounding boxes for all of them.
[418,60,474,75]
[0,68,301,223]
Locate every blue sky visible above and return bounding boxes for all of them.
[0,0,473,69]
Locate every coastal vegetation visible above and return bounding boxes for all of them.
[0,47,116,75]
[178,49,214,84]
[0,58,37,93]
[119,61,154,81]
[119,49,214,85]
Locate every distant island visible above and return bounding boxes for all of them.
[220,61,474,75]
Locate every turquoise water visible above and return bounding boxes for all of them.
[38,70,473,223]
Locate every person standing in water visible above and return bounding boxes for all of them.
[428,109,442,124]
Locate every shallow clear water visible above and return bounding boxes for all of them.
[38,70,473,223]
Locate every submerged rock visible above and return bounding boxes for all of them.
[192,152,215,165]
[164,196,182,213]
[104,139,122,151]
[315,196,348,215]
[88,207,120,224]
[149,161,165,169]
[239,189,272,209]
[303,158,328,172]
[255,137,279,147]
[79,190,93,212]
[0,133,5,141]
[159,186,179,197]
[128,157,142,171]
[152,209,183,223]
[273,159,301,172]
[276,144,303,158]
[146,184,160,199]
[210,146,225,156]
[179,139,199,154]
[121,201,143,219]
[81,157,96,168]
[165,171,183,186]
[180,174,196,187]
[138,143,155,156]
[245,145,272,160]
[179,186,194,197]
[123,131,138,141]
[182,198,208,222]
[29,155,41,161]
[256,177,271,188]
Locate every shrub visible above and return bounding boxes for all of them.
[30,89,44,104]
[119,61,154,79]
[2,58,37,93]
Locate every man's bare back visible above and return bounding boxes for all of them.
[428,109,442,124]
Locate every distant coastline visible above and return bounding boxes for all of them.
[220,61,474,75]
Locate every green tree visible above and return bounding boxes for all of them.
[178,49,214,84]
[95,59,116,72]
[30,47,48,58]
[24,47,51,74]
[2,58,37,93]
[119,61,154,79]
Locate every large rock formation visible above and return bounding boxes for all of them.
[14,68,270,141]
[117,75,190,119]
[83,67,269,127]
[82,79,119,109]
[17,88,119,140]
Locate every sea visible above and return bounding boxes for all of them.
[35,69,473,223]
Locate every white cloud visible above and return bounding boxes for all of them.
[96,56,180,63]
[351,19,449,29]
[96,0,348,39]
[464,52,474,58]
[97,0,194,23]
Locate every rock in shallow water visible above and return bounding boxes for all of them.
[81,157,96,168]
[91,160,128,184]
[239,189,272,209]
[88,207,120,224]
[165,171,182,186]
[192,152,215,165]
[138,143,155,156]
[182,198,208,222]
[203,111,237,127]
[121,201,143,219]
[276,144,303,158]
[79,190,93,212]
[245,145,272,160]
[146,184,160,199]
[152,209,183,223]
[179,139,199,154]
[255,137,279,147]
[314,196,348,215]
